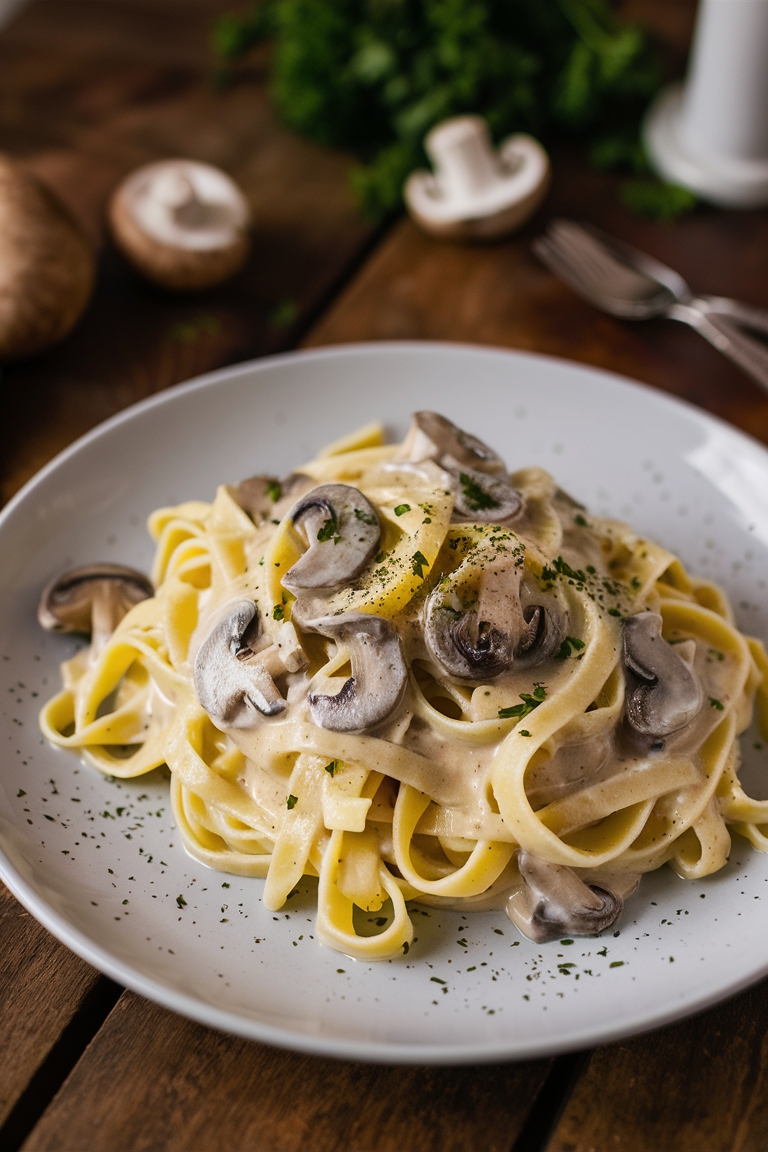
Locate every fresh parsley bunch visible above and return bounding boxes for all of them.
[214,0,681,220]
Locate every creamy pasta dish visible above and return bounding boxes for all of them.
[38,412,768,960]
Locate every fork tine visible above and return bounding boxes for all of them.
[546,220,653,300]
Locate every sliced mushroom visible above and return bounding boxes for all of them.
[400,412,522,522]
[38,564,154,656]
[402,411,507,475]
[231,471,311,525]
[282,484,380,595]
[424,560,565,680]
[194,600,286,728]
[506,851,623,943]
[623,612,702,740]
[299,611,407,734]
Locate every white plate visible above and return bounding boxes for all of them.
[3,342,768,1065]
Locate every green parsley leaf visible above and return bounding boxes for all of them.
[709,697,724,711]
[412,550,429,578]
[459,472,499,512]
[272,604,284,621]
[620,179,697,221]
[519,729,531,737]
[354,508,377,525]
[316,509,340,543]
[324,760,339,777]
[499,687,547,721]
[176,894,187,909]
[394,503,411,516]
[556,635,586,660]
[286,794,298,809]
[608,608,622,617]
[574,514,589,527]
[266,478,282,502]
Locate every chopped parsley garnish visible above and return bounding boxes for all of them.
[354,508,377,525]
[709,697,724,711]
[176,894,187,909]
[459,472,499,511]
[608,608,622,617]
[556,635,586,660]
[553,556,587,582]
[499,685,547,720]
[411,550,429,578]
[266,479,282,502]
[272,604,284,621]
[324,760,339,777]
[402,941,410,954]
[17,789,25,797]
[394,504,411,516]
[316,509,340,543]
[574,514,589,527]
[287,794,298,809]
[519,730,531,738]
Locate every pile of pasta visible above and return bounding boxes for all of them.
[40,418,768,959]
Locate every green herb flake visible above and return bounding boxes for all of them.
[394,503,411,516]
[411,551,429,578]
[287,794,299,810]
[317,509,340,543]
[608,608,622,617]
[459,472,499,512]
[272,604,284,621]
[499,687,547,721]
[430,976,447,984]
[176,895,187,909]
[574,514,589,527]
[402,941,410,954]
[519,729,531,738]
[709,697,724,711]
[265,479,282,503]
[609,960,625,968]
[556,635,586,660]
[324,760,339,777]
[16,789,25,797]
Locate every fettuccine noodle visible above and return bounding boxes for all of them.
[39,413,768,958]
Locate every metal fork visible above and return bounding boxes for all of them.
[532,218,768,393]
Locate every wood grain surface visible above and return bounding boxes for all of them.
[20,990,552,1152]
[3,2,768,1151]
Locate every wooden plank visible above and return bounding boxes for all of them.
[21,989,551,1152]
[303,189,768,451]
[546,979,768,1152]
[0,881,103,1128]
[0,0,375,505]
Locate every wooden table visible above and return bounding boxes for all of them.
[2,3,768,1150]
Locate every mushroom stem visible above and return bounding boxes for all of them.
[37,563,154,661]
[194,601,287,729]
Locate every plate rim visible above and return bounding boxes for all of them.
[2,340,768,1065]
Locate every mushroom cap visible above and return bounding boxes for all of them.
[282,484,381,595]
[404,120,551,242]
[108,159,251,291]
[623,612,702,739]
[38,563,154,634]
[0,154,95,360]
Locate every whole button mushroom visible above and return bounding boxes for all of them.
[108,159,251,291]
[404,116,551,241]
[38,564,154,657]
[0,154,95,360]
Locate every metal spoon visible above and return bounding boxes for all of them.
[533,218,768,392]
